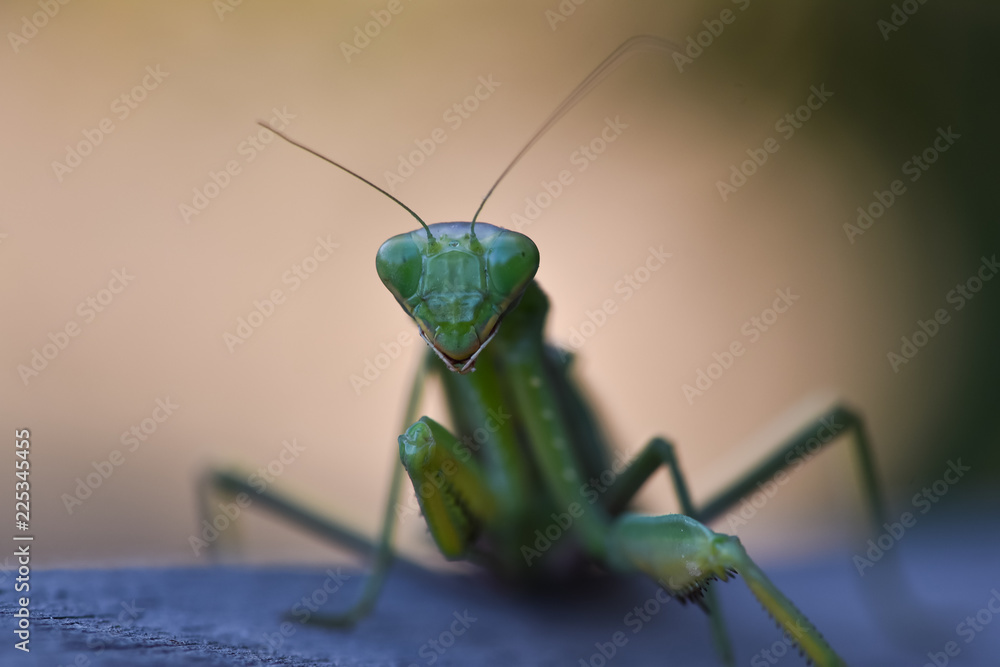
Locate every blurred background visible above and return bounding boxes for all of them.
[1,0,997,576]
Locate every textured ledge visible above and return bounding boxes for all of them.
[1,505,997,666]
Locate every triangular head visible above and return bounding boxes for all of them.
[376,222,539,373]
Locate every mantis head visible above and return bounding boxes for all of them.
[257,125,539,373]
[376,222,539,373]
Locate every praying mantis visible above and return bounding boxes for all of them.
[204,35,890,666]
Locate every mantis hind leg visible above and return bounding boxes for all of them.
[603,405,884,528]
[195,354,433,628]
[693,404,885,528]
[686,403,933,642]
[197,467,375,559]
[195,458,415,627]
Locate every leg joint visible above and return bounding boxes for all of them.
[648,436,678,462]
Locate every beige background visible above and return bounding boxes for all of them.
[1,1,993,571]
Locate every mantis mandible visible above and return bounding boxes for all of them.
[206,35,889,666]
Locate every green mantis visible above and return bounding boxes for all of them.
[207,35,890,666]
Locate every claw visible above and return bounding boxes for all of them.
[606,513,846,667]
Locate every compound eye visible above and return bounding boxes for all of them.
[375,234,423,300]
[486,230,539,297]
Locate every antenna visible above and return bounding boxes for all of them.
[469,35,680,230]
[261,122,433,239]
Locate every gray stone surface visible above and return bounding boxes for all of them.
[2,502,998,666]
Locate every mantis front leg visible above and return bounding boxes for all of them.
[397,415,499,559]
[604,513,846,667]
